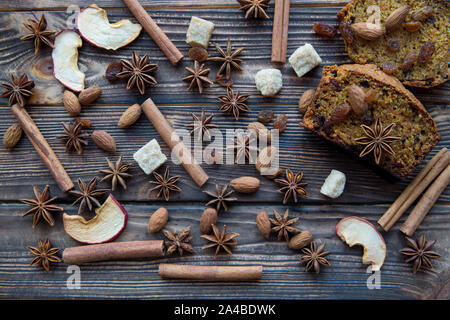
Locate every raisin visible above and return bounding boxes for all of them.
[273,114,288,134]
[188,46,209,62]
[329,78,341,91]
[361,113,374,126]
[313,23,337,38]
[386,39,401,52]
[411,6,434,22]
[318,116,325,127]
[339,21,354,45]
[404,21,422,33]
[75,118,92,129]
[258,110,274,124]
[427,16,436,24]
[381,62,398,75]
[400,52,417,73]
[105,61,123,81]
[359,80,370,88]
[418,42,435,65]
[364,89,378,102]
[322,119,333,135]
[330,104,351,124]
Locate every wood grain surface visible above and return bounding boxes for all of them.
[0,0,448,300]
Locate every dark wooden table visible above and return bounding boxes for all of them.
[0,0,449,300]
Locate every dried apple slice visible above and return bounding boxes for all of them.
[52,30,85,92]
[77,4,142,50]
[336,216,386,271]
[63,194,127,244]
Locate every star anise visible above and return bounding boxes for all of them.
[300,242,331,274]
[70,177,109,214]
[28,238,61,272]
[215,74,234,88]
[355,118,401,165]
[227,131,258,163]
[208,38,244,79]
[117,51,158,95]
[204,183,237,212]
[149,166,181,201]
[20,14,56,55]
[21,185,63,228]
[59,122,89,154]
[1,73,34,107]
[201,224,239,257]
[269,209,300,241]
[99,156,132,191]
[237,0,271,19]
[218,87,250,120]
[186,109,218,141]
[399,234,441,274]
[163,226,194,256]
[182,61,213,94]
[274,169,308,204]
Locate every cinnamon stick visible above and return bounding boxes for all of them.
[378,148,450,231]
[63,240,164,265]
[122,0,184,66]
[10,104,74,192]
[159,264,263,281]
[271,0,291,63]
[400,164,450,237]
[141,98,209,187]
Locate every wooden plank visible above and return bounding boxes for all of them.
[1,1,349,11]
[0,202,448,299]
[0,9,448,107]
[0,104,448,203]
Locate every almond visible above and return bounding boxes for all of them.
[351,22,384,40]
[230,176,260,193]
[3,124,23,149]
[298,89,315,114]
[288,230,313,250]
[348,85,368,117]
[78,85,102,106]
[248,122,271,143]
[256,211,271,239]
[63,90,81,116]
[118,104,142,127]
[148,207,168,233]
[385,5,410,32]
[200,208,218,234]
[91,130,116,153]
[256,146,278,175]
